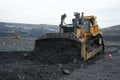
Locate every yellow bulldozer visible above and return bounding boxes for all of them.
[34,12,104,62]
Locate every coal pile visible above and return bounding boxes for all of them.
[31,39,81,64]
[0,51,62,80]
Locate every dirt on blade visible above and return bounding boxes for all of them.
[32,39,81,64]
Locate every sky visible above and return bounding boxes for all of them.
[0,0,120,28]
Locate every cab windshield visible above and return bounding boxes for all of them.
[80,19,93,32]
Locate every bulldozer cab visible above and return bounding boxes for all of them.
[59,12,99,38]
[59,12,94,34]
[79,18,92,32]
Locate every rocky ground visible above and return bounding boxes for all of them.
[0,26,120,80]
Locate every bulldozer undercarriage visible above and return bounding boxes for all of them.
[84,34,104,60]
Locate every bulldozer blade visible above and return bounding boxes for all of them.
[33,33,82,64]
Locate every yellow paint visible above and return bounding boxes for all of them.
[76,16,102,60]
